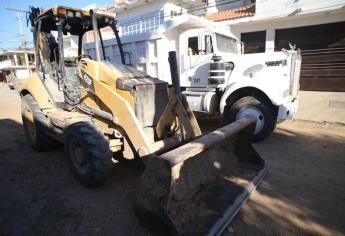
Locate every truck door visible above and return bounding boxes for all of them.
[181,32,214,88]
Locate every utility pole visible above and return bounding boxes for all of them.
[6,7,30,70]
[6,7,29,48]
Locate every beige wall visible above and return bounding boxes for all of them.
[295,91,345,124]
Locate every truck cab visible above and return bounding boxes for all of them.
[178,26,301,141]
[180,28,240,88]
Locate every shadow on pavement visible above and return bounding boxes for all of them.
[1,117,345,236]
[0,118,147,236]
[228,125,345,235]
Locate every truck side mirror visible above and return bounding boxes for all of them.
[198,33,205,54]
[205,35,213,54]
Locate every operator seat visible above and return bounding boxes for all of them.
[47,34,59,64]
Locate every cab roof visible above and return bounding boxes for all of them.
[35,6,116,36]
[37,5,116,20]
[38,6,91,20]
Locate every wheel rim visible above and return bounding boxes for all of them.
[22,106,36,142]
[236,106,265,134]
[70,140,88,175]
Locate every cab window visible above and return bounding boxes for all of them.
[188,37,198,56]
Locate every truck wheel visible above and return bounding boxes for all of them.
[64,122,113,187]
[223,96,276,142]
[21,94,59,151]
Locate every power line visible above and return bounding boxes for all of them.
[5,7,29,13]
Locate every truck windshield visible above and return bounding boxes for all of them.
[216,33,238,54]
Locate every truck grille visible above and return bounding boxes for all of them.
[290,51,302,98]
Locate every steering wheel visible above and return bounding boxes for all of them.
[74,54,92,63]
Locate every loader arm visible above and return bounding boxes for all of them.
[76,59,202,157]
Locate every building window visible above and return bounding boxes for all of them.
[121,10,164,36]
[241,31,266,54]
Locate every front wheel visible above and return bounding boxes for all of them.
[64,122,113,187]
[222,96,276,142]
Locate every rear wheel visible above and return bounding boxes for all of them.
[64,122,113,187]
[222,96,276,142]
[21,94,59,151]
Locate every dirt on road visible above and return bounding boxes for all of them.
[0,84,345,236]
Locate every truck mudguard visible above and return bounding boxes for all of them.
[219,80,284,113]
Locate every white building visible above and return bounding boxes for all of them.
[194,0,345,123]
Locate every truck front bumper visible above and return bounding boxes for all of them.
[277,97,299,123]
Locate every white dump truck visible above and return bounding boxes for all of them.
[83,14,301,141]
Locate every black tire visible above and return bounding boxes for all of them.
[21,94,60,151]
[64,122,113,187]
[222,96,276,142]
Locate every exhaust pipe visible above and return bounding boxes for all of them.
[168,51,182,100]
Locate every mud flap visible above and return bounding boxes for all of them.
[134,117,266,236]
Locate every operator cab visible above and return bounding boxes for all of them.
[29,6,125,106]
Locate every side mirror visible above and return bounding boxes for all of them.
[205,35,213,54]
[198,32,205,54]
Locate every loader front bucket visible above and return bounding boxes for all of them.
[134,116,267,236]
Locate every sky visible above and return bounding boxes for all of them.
[0,0,114,49]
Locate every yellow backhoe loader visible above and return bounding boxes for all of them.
[19,6,266,235]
